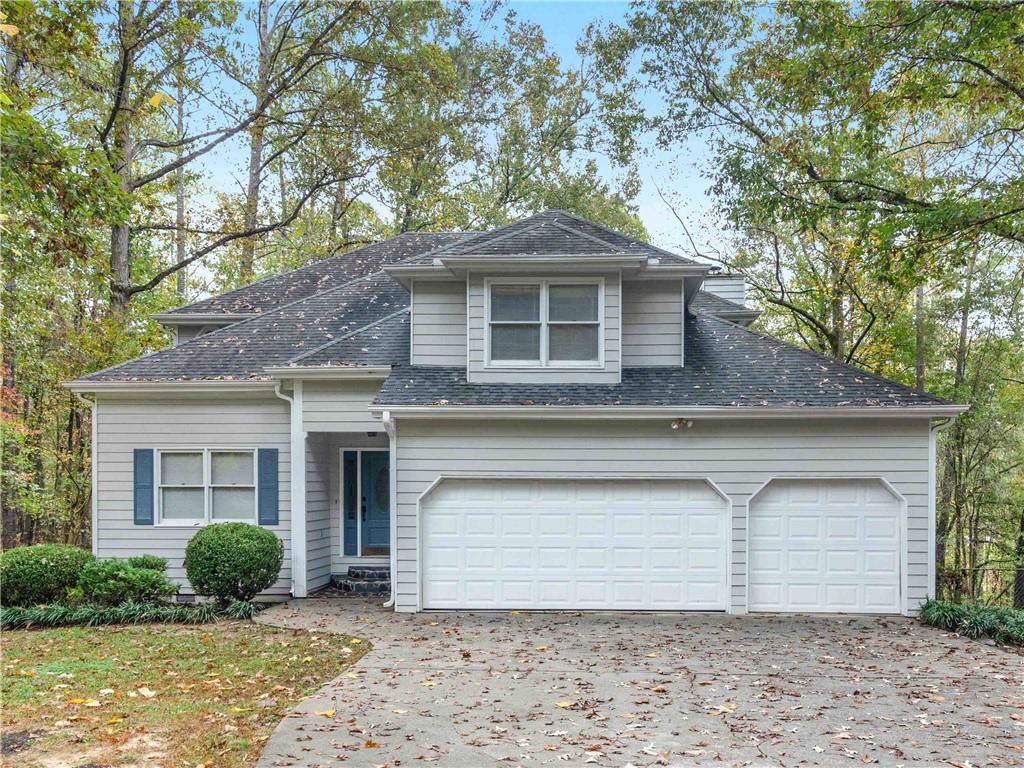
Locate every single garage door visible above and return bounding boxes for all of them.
[749,479,901,613]
[421,478,729,610]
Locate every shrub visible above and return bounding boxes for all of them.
[0,600,217,630]
[919,599,1024,646]
[224,599,262,620]
[77,559,178,606]
[0,544,95,607]
[184,523,283,604]
[127,554,168,572]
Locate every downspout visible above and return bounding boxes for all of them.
[929,417,956,600]
[381,410,398,608]
[75,393,98,555]
[274,380,307,598]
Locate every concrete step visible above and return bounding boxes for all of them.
[345,566,390,581]
[330,574,391,595]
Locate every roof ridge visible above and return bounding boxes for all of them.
[549,220,624,252]
[284,308,410,365]
[695,312,951,405]
[550,209,701,265]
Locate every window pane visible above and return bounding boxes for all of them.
[161,487,205,520]
[161,452,203,485]
[491,285,539,321]
[211,451,253,485]
[491,324,540,361]
[549,284,599,321]
[549,324,599,361]
[211,488,255,520]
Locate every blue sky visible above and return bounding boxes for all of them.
[506,1,716,251]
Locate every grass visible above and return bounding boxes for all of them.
[1,620,369,767]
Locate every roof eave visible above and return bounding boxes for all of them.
[151,312,256,324]
[64,379,276,394]
[369,404,969,420]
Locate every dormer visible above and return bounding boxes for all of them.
[385,210,710,383]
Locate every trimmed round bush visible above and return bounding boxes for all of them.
[77,559,178,606]
[184,523,283,603]
[0,544,95,607]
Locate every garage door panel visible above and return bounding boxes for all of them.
[749,479,900,614]
[422,478,728,610]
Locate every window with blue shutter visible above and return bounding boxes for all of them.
[257,448,279,526]
[133,448,155,525]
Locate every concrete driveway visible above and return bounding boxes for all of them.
[256,598,1023,767]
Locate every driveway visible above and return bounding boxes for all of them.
[256,599,1023,767]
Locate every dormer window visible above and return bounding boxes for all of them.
[486,278,603,367]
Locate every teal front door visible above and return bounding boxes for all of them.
[360,451,390,556]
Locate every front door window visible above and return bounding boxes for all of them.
[341,450,390,557]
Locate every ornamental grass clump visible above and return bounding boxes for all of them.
[919,599,1024,646]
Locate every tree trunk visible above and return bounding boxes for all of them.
[175,67,187,298]
[109,0,136,312]
[1014,506,1024,609]
[937,249,977,599]
[915,281,925,391]
[239,0,271,283]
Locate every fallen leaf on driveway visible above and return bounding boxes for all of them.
[315,708,336,718]
[555,701,575,709]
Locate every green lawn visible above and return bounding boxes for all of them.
[1,620,368,767]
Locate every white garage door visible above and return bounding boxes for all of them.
[749,479,901,613]
[421,478,728,610]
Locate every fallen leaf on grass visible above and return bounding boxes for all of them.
[137,687,157,698]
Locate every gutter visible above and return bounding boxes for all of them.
[151,312,255,324]
[368,404,970,420]
[64,380,277,394]
[380,410,398,609]
[265,366,391,381]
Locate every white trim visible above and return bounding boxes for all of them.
[65,380,276,394]
[413,472,734,614]
[745,476,909,615]
[265,366,391,380]
[154,447,258,527]
[483,277,605,369]
[291,380,307,598]
[90,400,98,554]
[337,447,391,559]
[680,278,686,368]
[370,404,968,420]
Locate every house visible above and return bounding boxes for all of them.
[66,211,965,615]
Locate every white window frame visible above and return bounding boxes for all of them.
[156,447,258,526]
[484,277,605,369]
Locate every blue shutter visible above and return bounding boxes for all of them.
[133,449,155,525]
[257,448,279,525]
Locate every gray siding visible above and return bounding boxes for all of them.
[411,280,466,366]
[302,380,385,432]
[621,280,683,366]
[392,417,931,614]
[702,275,746,305]
[94,394,292,596]
[305,435,332,591]
[467,273,621,384]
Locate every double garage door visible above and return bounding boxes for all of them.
[421,477,901,613]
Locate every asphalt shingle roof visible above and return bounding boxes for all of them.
[374,313,949,408]
[166,232,470,316]
[403,210,699,265]
[288,310,411,368]
[689,291,753,316]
